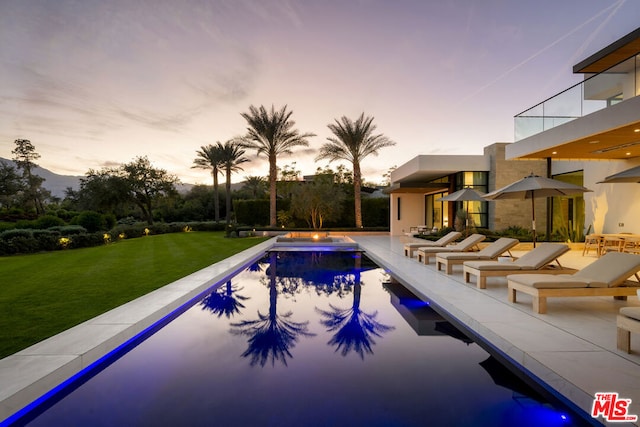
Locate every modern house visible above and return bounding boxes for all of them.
[389,27,640,238]
[509,27,640,237]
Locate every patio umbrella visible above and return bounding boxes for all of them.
[597,165,640,183]
[436,187,486,236]
[483,173,591,247]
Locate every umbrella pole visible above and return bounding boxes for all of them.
[465,201,469,237]
[531,197,536,248]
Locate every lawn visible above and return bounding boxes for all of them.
[0,232,268,359]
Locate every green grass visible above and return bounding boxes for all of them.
[0,232,268,359]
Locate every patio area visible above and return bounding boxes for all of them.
[352,234,640,426]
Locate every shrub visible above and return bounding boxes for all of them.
[73,211,107,233]
[49,225,87,235]
[4,236,40,254]
[68,232,105,249]
[110,224,148,239]
[189,221,226,232]
[32,230,61,251]
[0,229,33,241]
[14,219,37,229]
[0,222,14,232]
[35,215,66,229]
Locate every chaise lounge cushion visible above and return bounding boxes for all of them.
[620,306,640,322]
[436,238,518,261]
[417,234,486,254]
[464,243,569,271]
[502,274,601,289]
[508,252,640,289]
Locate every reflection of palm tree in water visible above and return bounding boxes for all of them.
[316,260,394,359]
[230,252,315,367]
[200,280,249,318]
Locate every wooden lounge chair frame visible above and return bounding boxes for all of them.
[617,306,640,353]
[403,231,461,258]
[463,243,573,289]
[416,234,485,265]
[509,279,639,314]
[507,252,640,314]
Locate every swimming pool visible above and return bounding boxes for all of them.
[7,251,592,426]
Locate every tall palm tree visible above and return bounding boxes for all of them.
[230,252,315,367]
[242,175,267,199]
[192,144,224,222]
[217,140,250,226]
[317,113,395,228]
[239,105,315,227]
[315,255,394,359]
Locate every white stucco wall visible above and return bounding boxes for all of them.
[390,193,425,236]
[583,160,640,234]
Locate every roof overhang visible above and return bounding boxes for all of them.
[390,155,489,184]
[573,27,640,74]
[384,182,451,194]
[506,96,640,160]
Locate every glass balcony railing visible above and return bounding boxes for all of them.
[515,53,640,141]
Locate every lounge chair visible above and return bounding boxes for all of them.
[403,231,461,258]
[507,252,640,314]
[463,243,572,289]
[435,238,519,274]
[617,298,640,353]
[416,234,486,264]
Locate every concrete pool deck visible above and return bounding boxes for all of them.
[1,234,639,425]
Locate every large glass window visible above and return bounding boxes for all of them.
[551,171,585,242]
[454,172,489,229]
[425,192,449,230]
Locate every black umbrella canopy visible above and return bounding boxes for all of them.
[436,187,487,235]
[597,165,640,183]
[436,187,486,202]
[483,173,591,246]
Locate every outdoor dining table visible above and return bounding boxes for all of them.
[583,233,640,256]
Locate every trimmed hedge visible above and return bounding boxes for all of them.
[234,198,390,228]
[0,221,231,256]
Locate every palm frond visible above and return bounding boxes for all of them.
[317,113,395,163]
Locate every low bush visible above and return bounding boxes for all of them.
[68,232,106,249]
[0,229,33,240]
[49,225,87,235]
[72,211,107,233]
[35,215,66,229]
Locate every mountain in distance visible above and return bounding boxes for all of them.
[0,157,195,199]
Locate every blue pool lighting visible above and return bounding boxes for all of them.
[3,251,595,427]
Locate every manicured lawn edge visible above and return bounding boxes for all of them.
[0,232,268,359]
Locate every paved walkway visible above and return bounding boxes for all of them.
[352,235,640,426]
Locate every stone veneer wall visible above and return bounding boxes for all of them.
[484,143,548,233]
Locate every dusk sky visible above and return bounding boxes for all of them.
[1,0,639,186]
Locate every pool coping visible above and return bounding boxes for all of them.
[1,234,637,425]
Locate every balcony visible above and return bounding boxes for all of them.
[515,53,640,141]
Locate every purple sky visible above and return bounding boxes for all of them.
[1,0,639,185]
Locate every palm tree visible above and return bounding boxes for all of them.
[315,255,394,359]
[239,105,315,227]
[217,140,250,226]
[316,113,395,228]
[192,144,224,222]
[242,175,267,199]
[230,253,315,367]
[200,281,249,319]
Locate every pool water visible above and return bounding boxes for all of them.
[13,251,593,426]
